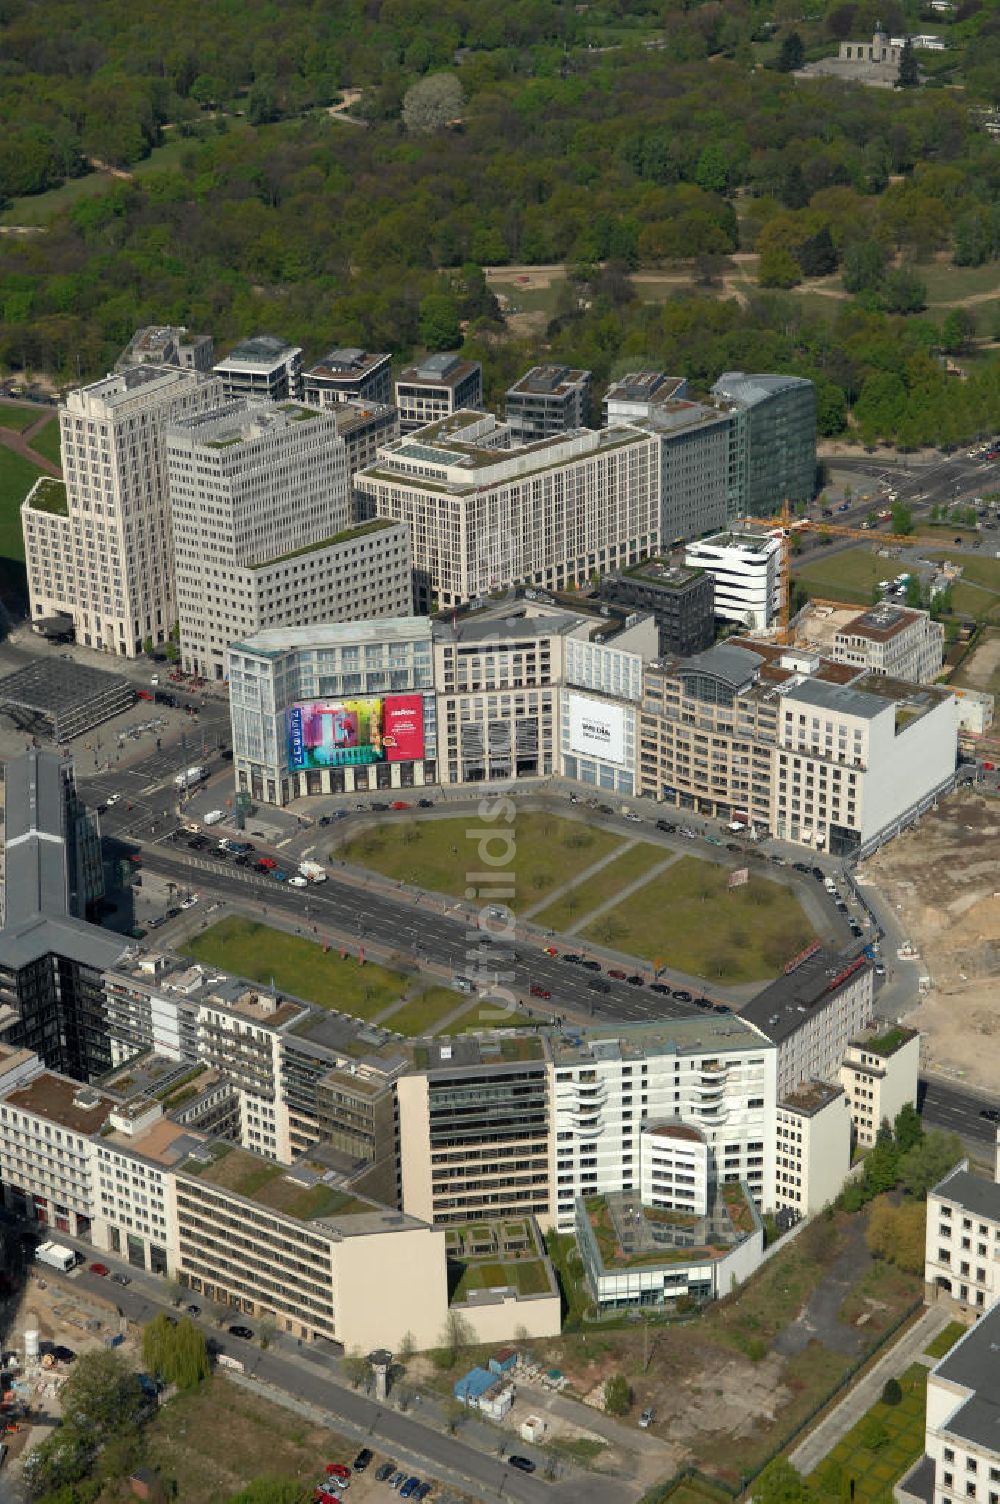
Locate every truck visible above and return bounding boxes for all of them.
[297,860,328,884]
[34,1241,81,1273]
[173,765,208,790]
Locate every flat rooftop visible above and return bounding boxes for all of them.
[107,1116,205,1168]
[170,401,324,449]
[5,1072,116,1134]
[582,1182,758,1270]
[507,364,589,398]
[783,674,951,726]
[604,373,686,403]
[230,614,431,658]
[932,1299,1000,1449]
[687,530,779,556]
[0,657,131,719]
[742,948,870,1045]
[216,335,300,368]
[398,353,480,387]
[307,349,389,379]
[548,1013,771,1065]
[623,557,706,589]
[780,1079,844,1116]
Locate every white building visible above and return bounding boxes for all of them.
[924,1160,1000,1315]
[228,617,436,806]
[775,675,958,857]
[685,529,782,629]
[742,948,876,1100]
[0,1064,112,1237]
[356,411,660,610]
[795,602,945,685]
[303,348,392,409]
[167,401,411,680]
[213,335,303,402]
[839,1027,920,1147]
[952,686,995,739]
[394,354,483,432]
[22,365,222,656]
[602,373,688,425]
[773,1081,851,1216]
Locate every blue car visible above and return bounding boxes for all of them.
[399,1480,421,1499]
[271,869,288,882]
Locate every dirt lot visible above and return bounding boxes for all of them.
[861,790,1000,1089]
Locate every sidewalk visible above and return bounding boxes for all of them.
[788,1304,949,1476]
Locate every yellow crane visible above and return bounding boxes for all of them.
[736,503,919,643]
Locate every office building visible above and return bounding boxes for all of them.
[395,354,483,432]
[602,373,688,425]
[794,602,945,685]
[168,401,411,681]
[839,1026,919,1147]
[228,617,436,805]
[356,411,660,610]
[505,365,591,442]
[924,1160,1000,1314]
[684,529,783,630]
[0,1063,115,1239]
[115,325,214,374]
[0,749,126,1081]
[303,348,392,409]
[742,948,875,1099]
[773,1082,851,1216]
[710,372,815,515]
[329,401,399,486]
[600,558,715,657]
[775,674,958,856]
[897,1295,1000,1504]
[213,335,303,403]
[22,365,222,656]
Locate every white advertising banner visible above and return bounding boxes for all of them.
[568,694,626,766]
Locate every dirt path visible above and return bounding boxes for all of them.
[0,426,61,476]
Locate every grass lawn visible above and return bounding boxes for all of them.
[924,1320,968,1360]
[808,1362,928,1504]
[488,275,567,320]
[0,446,44,561]
[337,812,624,912]
[131,1374,347,1503]
[926,551,1000,591]
[793,545,893,604]
[0,404,46,433]
[380,986,469,1036]
[181,916,405,1019]
[451,1257,552,1301]
[26,414,62,467]
[439,1002,541,1032]
[918,261,1000,305]
[580,855,815,983]
[531,841,670,930]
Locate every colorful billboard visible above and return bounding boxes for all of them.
[287,694,424,770]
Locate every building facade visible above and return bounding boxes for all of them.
[600,558,715,658]
[22,365,222,656]
[795,603,945,685]
[395,354,483,432]
[213,336,303,403]
[742,948,875,1099]
[839,1027,919,1147]
[710,372,816,515]
[773,1081,850,1216]
[505,365,591,443]
[924,1162,1000,1315]
[116,325,214,373]
[303,348,392,409]
[684,529,783,630]
[356,412,660,610]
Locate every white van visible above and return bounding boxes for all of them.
[203,810,224,826]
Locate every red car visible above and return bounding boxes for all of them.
[257,857,277,870]
[984,762,995,771]
[543,946,558,957]
[326,1465,351,1481]
[391,800,411,810]
[136,689,154,701]
[608,969,627,980]
[530,984,551,999]
[88,1263,109,1277]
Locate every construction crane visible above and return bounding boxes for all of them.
[736,503,920,643]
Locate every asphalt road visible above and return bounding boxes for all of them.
[919,1076,1000,1152]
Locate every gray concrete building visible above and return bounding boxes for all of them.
[505,365,591,443]
[214,335,303,403]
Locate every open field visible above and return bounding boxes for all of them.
[0,446,42,561]
[927,551,1000,591]
[532,841,669,931]
[951,626,1000,695]
[792,545,892,604]
[808,1362,928,1504]
[0,404,46,433]
[337,811,625,912]
[580,855,815,984]
[181,916,406,1018]
[27,414,62,466]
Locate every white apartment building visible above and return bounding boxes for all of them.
[22,365,222,656]
[167,401,410,680]
[795,602,944,685]
[743,948,875,1100]
[773,1081,851,1216]
[896,1297,1000,1504]
[775,675,958,857]
[547,1017,776,1233]
[356,411,660,610]
[0,1065,113,1238]
[685,529,782,629]
[602,373,688,424]
[952,686,995,739]
[394,354,483,432]
[839,1027,919,1147]
[213,335,303,402]
[93,1099,178,1274]
[925,1161,1000,1315]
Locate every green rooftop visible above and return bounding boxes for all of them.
[251,517,396,569]
[859,1026,917,1058]
[179,1141,372,1222]
[28,478,68,516]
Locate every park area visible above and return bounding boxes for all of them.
[807,1362,928,1504]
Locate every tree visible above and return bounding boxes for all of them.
[882,268,927,314]
[22,1426,93,1498]
[894,1102,924,1153]
[142,634,154,657]
[143,1313,209,1391]
[882,1377,903,1406]
[898,1129,964,1198]
[402,73,465,135]
[891,502,914,535]
[58,1350,145,1440]
[342,1348,374,1390]
[752,1458,810,1504]
[758,246,801,289]
[863,1137,901,1196]
[418,292,461,351]
[798,227,838,278]
[442,1395,465,1434]
[866,1198,926,1272]
[897,37,920,88]
[604,1372,632,1416]
[777,31,805,71]
[396,1330,416,1365]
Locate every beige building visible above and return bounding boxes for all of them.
[794,602,944,685]
[22,365,221,655]
[356,411,660,610]
[839,1026,920,1147]
[394,354,483,432]
[773,1081,851,1216]
[924,1160,1000,1315]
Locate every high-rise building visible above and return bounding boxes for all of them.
[303,348,392,408]
[505,364,591,442]
[600,557,715,657]
[22,365,222,656]
[213,335,303,403]
[167,400,410,680]
[356,411,660,610]
[394,354,483,432]
[710,372,816,514]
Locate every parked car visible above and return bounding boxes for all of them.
[980,1108,1000,1122]
[52,1345,76,1363]
[288,875,309,887]
[186,1303,200,1316]
[327,1465,352,1481]
[374,1463,396,1483]
[580,959,601,972]
[88,1263,109,1276]
[399,1480,421,1499]
[413,1485,432,1501]
[626,974,645,986]
[417,798,434,808]
[179,895,199,910]
[649,983,671,995]
[562,953,582,963]
[353,1450,373,1474]
[257,857,277,870]
[608,969,627,980]
[390,800,411,810]
[111,1272,131,1287]
[318,816,331,827]
[388,1473,406,1491]
[529,984,551,999]
[228,1325,253,1340]
[509,1457,536,1474]
[639,1406,655,1429]
[672,989,692,1002]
